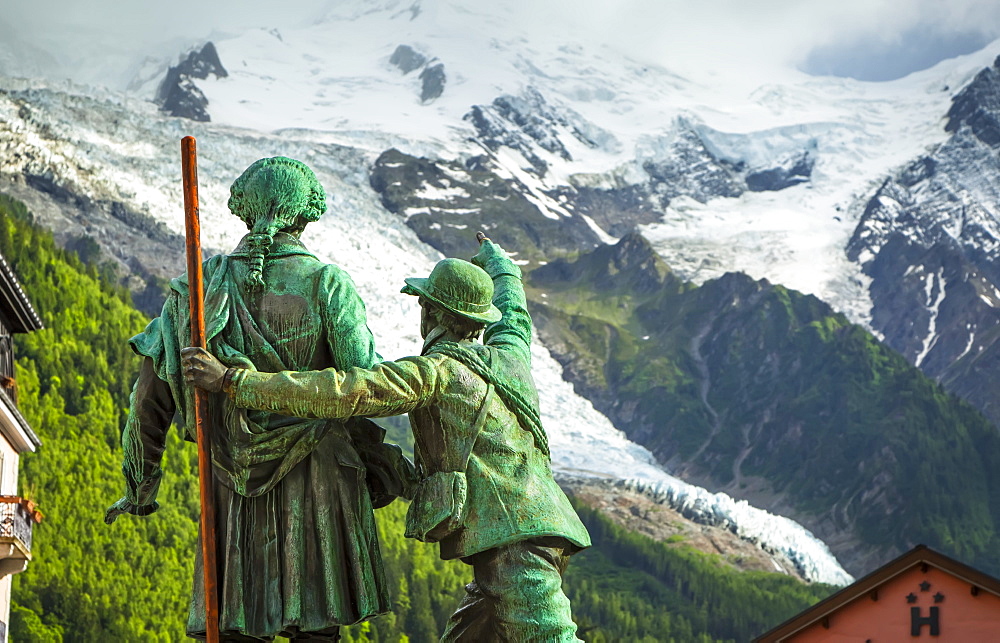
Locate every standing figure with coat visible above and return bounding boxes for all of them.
[184,233,592,642]
[107,157,399,641]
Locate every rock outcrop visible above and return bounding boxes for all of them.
[419,62,445,103]
[848,53,1000,428]
[155,42,228,122]
[389,44,446,104]
[560,476,811,581]
[389,44,427,74]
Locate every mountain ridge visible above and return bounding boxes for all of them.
[7,8,1000,589]
[0,72,854,584]
[528,233,1000,577]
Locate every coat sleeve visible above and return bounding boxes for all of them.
[120,357,176,508]
[475,241,532,362]
[323,266,381,369]
[229,355,444,420]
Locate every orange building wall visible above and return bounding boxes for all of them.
[792,565,1000,642]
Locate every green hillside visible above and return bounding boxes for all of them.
[0,195,832,641]
[530,231,1000,575]
[564,505,834,642]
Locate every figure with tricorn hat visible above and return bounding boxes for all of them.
[107,156,406,641]
[184,232,592,641]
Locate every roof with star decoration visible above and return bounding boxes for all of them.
[754,544,1000,642]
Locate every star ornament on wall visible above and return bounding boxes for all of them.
[934,592,945,603]
[919,580,931,591]
[906,592,918,603]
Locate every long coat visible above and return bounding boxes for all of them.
[121,232,390,638]
[228,246,591,561]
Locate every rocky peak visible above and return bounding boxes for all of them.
[369,148,605,263]
[746,150,814,192]
[945,54,1000,146]
[640,123,744,206]
[531,230,676,296]
[155,42,228,122]
[180,42,227,81]
[389,44,426,74]
[466,87,612,177]
[845,55,1000,431]
[419,62,445,103]
[388,44,446,104]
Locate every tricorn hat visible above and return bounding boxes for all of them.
[401,258,502,324]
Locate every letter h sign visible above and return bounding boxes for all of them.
[911,606,940,636]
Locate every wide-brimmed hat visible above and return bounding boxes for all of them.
[401,258,502,324]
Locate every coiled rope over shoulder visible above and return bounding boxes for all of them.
[429,341,550,458]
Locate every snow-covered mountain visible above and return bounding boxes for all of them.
[846,55,1000,428]
[0,71,853,586]
[165,5,998,321]
[7,1,1000,586]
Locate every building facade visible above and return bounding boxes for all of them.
[0,252,43,642]
[755,545,1000,642]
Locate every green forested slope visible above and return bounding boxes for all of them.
[564,505,834,642]
[0,196,833,641]
[1,194,200,641]
[530,231,1000,575]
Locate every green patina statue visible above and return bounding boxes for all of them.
[183,236,592,642]
[107,157,405,641]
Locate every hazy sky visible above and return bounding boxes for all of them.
[539,0,1000,81]
[3,0,1000,86]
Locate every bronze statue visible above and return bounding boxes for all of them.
[107,157,401,641]
[184,234,592,642]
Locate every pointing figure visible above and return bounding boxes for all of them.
[184,234,591,642]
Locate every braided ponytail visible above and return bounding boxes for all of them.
[244,232,274,292]
[228,157,328,292]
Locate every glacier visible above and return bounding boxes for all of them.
[0,75,854,584]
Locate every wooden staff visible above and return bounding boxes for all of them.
[181,136,220,643]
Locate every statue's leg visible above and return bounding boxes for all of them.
[440,580,498,641]
[441,539,581,642]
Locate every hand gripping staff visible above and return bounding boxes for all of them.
[181,136,221,643]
